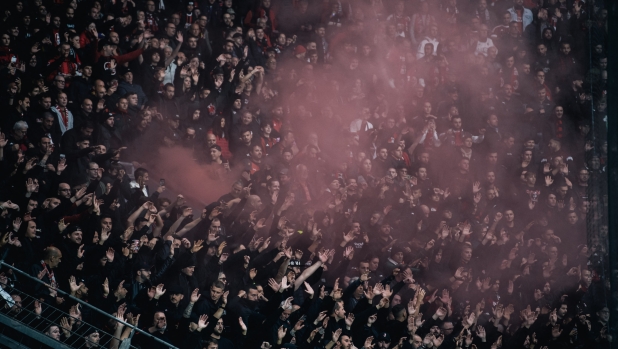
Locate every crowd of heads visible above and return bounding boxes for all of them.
[0,0,611,348]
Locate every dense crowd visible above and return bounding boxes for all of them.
[0,0,611,348]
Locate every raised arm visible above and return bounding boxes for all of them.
[164,32,184,68]
[164,207,192,237]
[294,249,329,290]
[126,201,151,228]
[175,209,206,237]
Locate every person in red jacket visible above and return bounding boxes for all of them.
[244,0,278,33]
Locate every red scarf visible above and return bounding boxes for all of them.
[57,106,69,128]
[40,260,58,289]
[555,119,563,139]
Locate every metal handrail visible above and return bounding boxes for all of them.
[0,260,179,349]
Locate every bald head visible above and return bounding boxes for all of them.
[43,246,62,268]
[248,195,262,211]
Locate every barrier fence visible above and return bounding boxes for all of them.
[0,261,178,349]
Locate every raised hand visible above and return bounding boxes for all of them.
[303,281,314,297]
[154,284,166,299]
[345,313,355,327]
[34,300,42,315]
[102,278,110,296]
[191,239,204,253]
[332,328,342,343]
[433,334,445,347]
[190,288,201,303]
[197,314,209,330]
[277,325,287,340]
[477,326,486,341]
[373,282,384,296]
[105,247,115,262]
[318,249,329,263]
[239,317,248,332]
[60,317,72,336]
[472,181,481,193]
[364,336,375,349]
[69,276,80,294]
[382,284,393,299]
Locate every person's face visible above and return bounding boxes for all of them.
[424,43,433,57]
[461,247,472,261]
[358,262,370,275]
[596,306,610,323]
[413,168,426,181]
[579,170,589,183]
[22,220,37,238]
[242,131,252,144]
[502,13,511,26]
[387,168,397,178]
[117,98,128,111]
[170,14,180,25]
[429,26,438,37]
[47,326,61,340]
[13,126,27,140]
[543,29,553,40]
[18,96,31,111]
[536,71,546,85]
[87,163,99,180]
[561,43,571,56]
[505,210,514,222]
[547,194,556,206]
[27,199,37,212]
[380,224,391,236]
[279,308,292,322]
[0,33,10,46]
[568,212,578,224]
[89,7,99,18]
[505,56,514,68]
[52,16,61,28]
[459,159,469,171]
[164,86,175,99]
[154,312,167,329]
[57,93,69,107]
[486,171,495,183]
[369,213,381,225]
[247,289,259,301]
[599,57,607,69]
[54,75,67,90]
[166,23,176,36]
[69,230,83,244]
[449,117,462,129]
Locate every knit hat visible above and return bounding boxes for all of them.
[294,45,306,55]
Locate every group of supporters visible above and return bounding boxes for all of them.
[0,0,611,348]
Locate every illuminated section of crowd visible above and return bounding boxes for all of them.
[0,0,610,348]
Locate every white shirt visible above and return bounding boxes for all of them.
[350,119,374,133]
[474,38,495,57]
[163,62,177,85]
[51,106,73,135]
[416,37,439,59]
[130,181,149,197]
